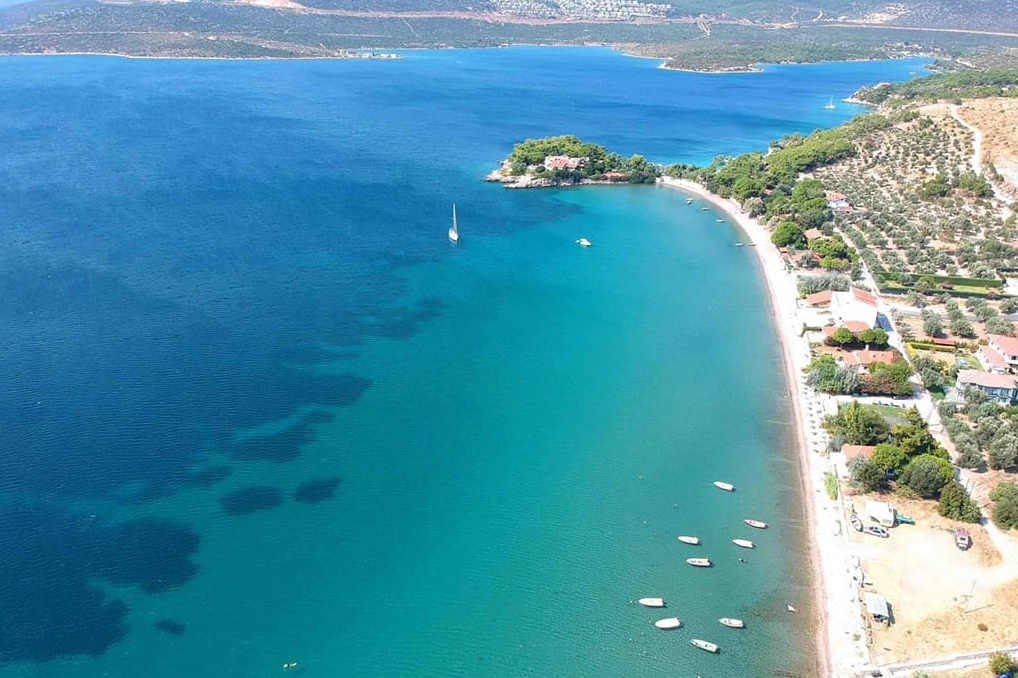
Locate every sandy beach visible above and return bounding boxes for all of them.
[659,177,871,677]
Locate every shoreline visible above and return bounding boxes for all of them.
[658,177,867,677]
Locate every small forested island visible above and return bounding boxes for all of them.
[487,135,661,189]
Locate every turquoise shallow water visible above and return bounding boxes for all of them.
[0,48,927,676]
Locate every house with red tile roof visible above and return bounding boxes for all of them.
[987,334,1018,371]
[829,287,881,330]
[842,444,876,460]
[977,342,1010,374]
[543,155,586,171]
[956,369,1018,404]
[805,290,833,307]
[803,228,825,241]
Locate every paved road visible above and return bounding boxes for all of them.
[857,644,1018,676]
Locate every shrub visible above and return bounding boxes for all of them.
[900,454,953,498]
[938,481,981,523]
[989,651,1015,675]
[990,482,1018,530]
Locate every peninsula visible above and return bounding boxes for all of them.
[486,135,660,188]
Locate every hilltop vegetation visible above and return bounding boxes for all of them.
[1,0,1018,61]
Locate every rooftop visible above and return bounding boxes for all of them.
[957,369,1018,390]
[989,333,1018,358]
[842,349,899,366]
[851,287,878,307]
[805,290,833,306]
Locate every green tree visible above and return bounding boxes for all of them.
[1000,297,1018,314]
[950,316,976,338]
[857,328,889,348]
[850,458,885,493]
[771,221,805,248]
[988,651,1016,675]
[830,327,855,346]
[825,401,889,445]
[923,314,943,338]
[900,454,954,498]
[992,482,1018,530]
[938,481,981,523]
[987,432,1018,471]
[871,443,906,473]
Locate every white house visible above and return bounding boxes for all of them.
[955,369,1018,404]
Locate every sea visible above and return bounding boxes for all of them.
[0,47,927,677]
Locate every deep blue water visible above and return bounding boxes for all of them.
[0,47,927,676]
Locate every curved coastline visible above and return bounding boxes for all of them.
[659,176,865,678]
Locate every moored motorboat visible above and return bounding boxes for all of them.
[575,238,592,247]
[638,597,665,608]
[686,557,712,567]
[733,538,754,549]
[719,617,745,629]
[686,198,694,204]
[786,604,797,613]
[735,242,744,247]
[713,481,734,492]
[691,639,719,653]
[744,518,767,529]
[677,535,700,545]
[448,203,459,243]
[655,617,682,630]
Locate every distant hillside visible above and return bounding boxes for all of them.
[0,0,1016,61]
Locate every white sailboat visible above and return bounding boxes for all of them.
[448,203,459,243]
[824,96,836,110]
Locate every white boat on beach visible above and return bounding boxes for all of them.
[686,557,712,567]
[691,639,719,653]
[575,238,592,247]
[655,617,682,630]
[448,203,459,243]
[638,597,665,608]
[733,538,755,549]
[677,535,700,545]
[719,617,745,629]
[713,481,734,492]
[744,519,767,529]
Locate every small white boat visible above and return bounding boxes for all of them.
[700,206,710,211]
[677,535,700,545]
[715,218,725,223]
[686,557,712,567]
[575,238,592,247]
[713,481,734,492]
[733,538,755,549]
[744,519,767,529]
[691,638,719,653]
[824,96,836,110]
[638,597,665,608]
[786,605,797,613]
[719,617,745,629]
[735,242,744,247]
[655,617,682,630]
[448,203,459,243]
[686,198,694,204]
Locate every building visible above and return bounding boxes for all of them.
[543,155,586,171]
[841,349,900,368]
[829,287,885,330]
[864,591,890,625]
[842,444,876,460]
[803,228,825,241]
[805,290,833,307]
[980,334,1018,373]
[955,369,1018,404]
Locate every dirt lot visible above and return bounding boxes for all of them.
[844,495,1018,664]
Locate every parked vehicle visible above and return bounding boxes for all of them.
[895,514,915,525]
[863,525,889,538]
[954,528,971,550]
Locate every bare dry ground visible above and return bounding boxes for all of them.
[843,494,1018,664]
[955,98,1018,199]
